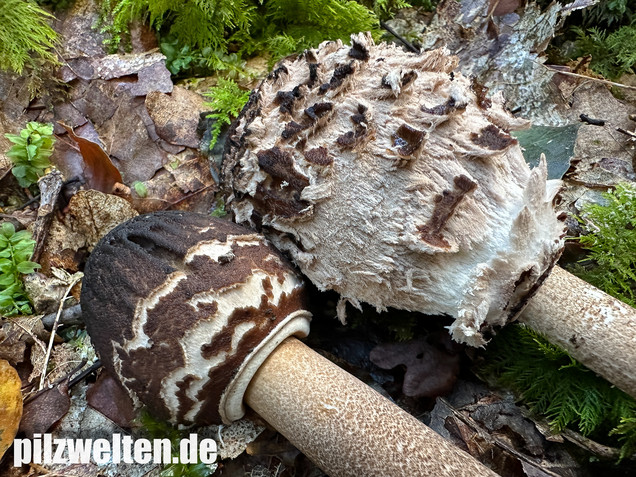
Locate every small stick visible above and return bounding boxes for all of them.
[545,65,636,91]
[38,272,83,390]
[616,127,636,139]
[380,20,420,53]
[41,304,83,329]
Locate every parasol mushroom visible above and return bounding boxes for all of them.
[80,211,498,476]
[222,33,636,398]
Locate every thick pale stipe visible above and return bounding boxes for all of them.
[521,266,636,399]
[246,337,498,477]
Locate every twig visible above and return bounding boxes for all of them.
[10,318,48,356]
[438,398,564,477]
[25,359,86,405]
[545,65,636,91]
[42,303,83,329]
[68,359,102,388]
[617,127,636,139]
[38,272,83,391]
[380,20,420,54]
[14,194,41,211]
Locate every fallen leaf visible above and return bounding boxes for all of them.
[40,190,138,272]
[60,124,123,194]
[145,86,208,148]
[0,359,23,460]
[86,372,136,428]
[369,334,461,398]
[0,316,48,366]
[127,152,217,214]
[20,382,70,438]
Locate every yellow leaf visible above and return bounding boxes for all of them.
[0,359,23,460]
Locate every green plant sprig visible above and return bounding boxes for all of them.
[0,223,40,316]
[5,121,55,188]
[204,78,250,150]
[0,0,59,75]
[570,183,636,307]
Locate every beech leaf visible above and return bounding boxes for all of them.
[60,123,122,193]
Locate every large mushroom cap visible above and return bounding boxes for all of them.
[81,211,310,425]
[222,33,565,346]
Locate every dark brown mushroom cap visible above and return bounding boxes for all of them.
[81,211,310,425]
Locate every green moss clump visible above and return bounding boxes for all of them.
[572,25,636,80]
[0,0,58,75]
[100,0,383,75]
[203,78,250,149]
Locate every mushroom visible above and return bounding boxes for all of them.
[222,33,636,397]
[80,211,498,476]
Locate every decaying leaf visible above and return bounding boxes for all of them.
[127,152,217,214]
[86,372,136,429]
[145,86,208,148]
[60,124,123,193]
[370,335,461,398]
[0,359,23,460]
[41,190,137,272]
[20,381,71,438]
[0,315,48,366]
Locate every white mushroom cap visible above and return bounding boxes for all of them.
[223,33,565,346]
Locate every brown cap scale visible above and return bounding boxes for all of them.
[81,211,499,476]
[223,34,636,398]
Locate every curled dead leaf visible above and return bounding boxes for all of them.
[60,124,122,194]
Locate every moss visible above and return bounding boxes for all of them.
[203,78,251,150]
[0,0,58,76]
[100,0,383,75]
[570,183,636,307]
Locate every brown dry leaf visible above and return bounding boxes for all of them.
[41,190,137,272]
[60,124,123,193]
[19,382,70,438]
[369,334,461,398]
[86,372,136,428]
[0,359,23,461]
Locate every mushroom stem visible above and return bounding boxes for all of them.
[520,266,636,399]
[245,337,498,477]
